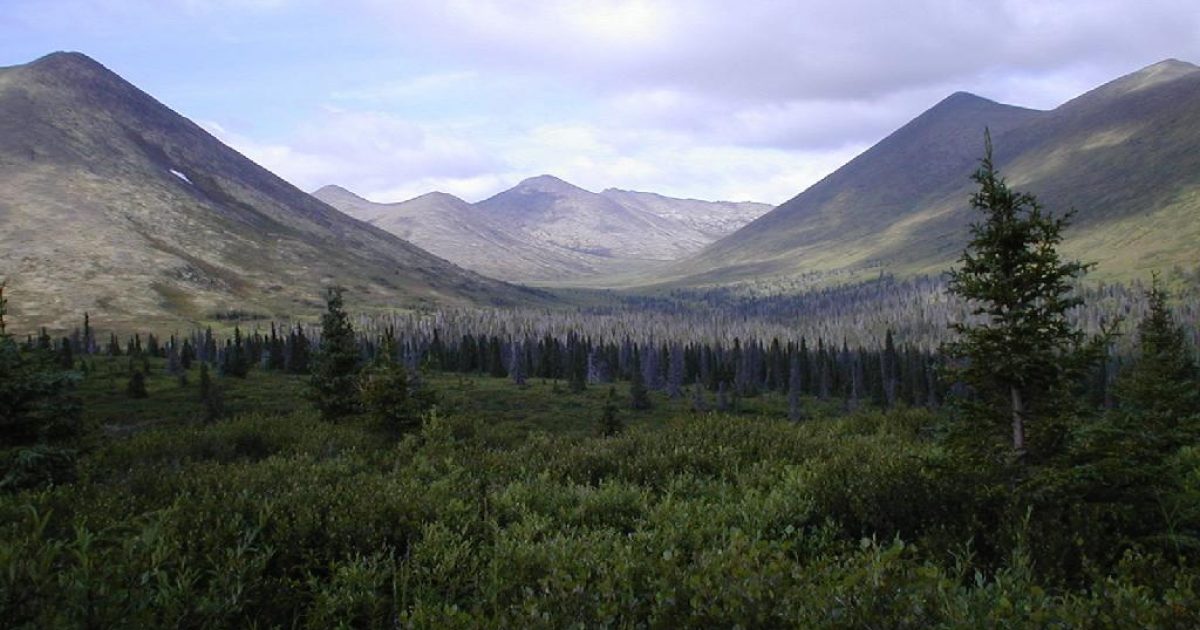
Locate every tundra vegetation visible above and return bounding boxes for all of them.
[2,148,1200,627]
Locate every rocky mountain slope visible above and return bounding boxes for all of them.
[0,52,544,331]
[316,176,771,283]
[599,189,771,239]
[313,184,602,282]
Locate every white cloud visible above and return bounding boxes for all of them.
[360,0,1200,102]
[147,0,1200,207]
[330,71,479,103]
[202,109,503,199]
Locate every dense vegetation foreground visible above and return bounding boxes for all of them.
[4,148,1200,627]
[0,362,1197,628]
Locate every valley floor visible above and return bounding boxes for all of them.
[2,359,1199,627]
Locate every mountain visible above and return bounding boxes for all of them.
[474,174,711,261]
[599,189,771,239]
[657,59,1200,287]
[0,52,544,331]
[316,176,772,283]
[312,184,599,281]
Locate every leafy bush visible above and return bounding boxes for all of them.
[0,445,76,493]
[2,382,1198,627]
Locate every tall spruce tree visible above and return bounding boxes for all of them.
[309,287,362,422]
[288,326,311,374]
[946,132,1099,460]
[787,356,807,421]
[600,386,622,436]
[223,326,250,378]
[629,348,651,410]
[198,362,224,422]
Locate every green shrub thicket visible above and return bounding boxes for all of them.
[2,401,1198,628]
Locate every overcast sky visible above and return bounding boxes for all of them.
[4,0,1199,204]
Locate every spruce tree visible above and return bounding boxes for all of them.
[126,370,148,399]
[787,356,807,421]
[690,379,708,413]
[267,323,286,371]
[667,344,685,399]
[223,326,250,378]
[0,283,83,445]
[881,329,899,408]
[58,338,74,370]
[198,362,224,423]
[82,312,92,354]
[166,341,183,377]
[360,328,435,435]
[180,339,194,370]
[509,340,527,388]
[1116,276,1199,437]
[946,132,1100,460]
[600,386,622,436]
[288,326,311,374]
[629,348,651,410]
[309,287,361,422]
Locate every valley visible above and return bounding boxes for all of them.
[2,34,1200,628]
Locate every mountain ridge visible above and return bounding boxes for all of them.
[315,177,772,283]
[651,58,1200,288]
[0,51,545,330]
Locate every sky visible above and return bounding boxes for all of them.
[3,0,1199,205]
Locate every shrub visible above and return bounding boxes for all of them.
[0,445,77,492]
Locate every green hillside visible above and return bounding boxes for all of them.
[652,59,1200,289]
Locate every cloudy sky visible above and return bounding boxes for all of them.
[4,0,1198,204]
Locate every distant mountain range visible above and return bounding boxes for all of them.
[313,177,770,283]
[654,59,1200,288]
[0,52,545,330]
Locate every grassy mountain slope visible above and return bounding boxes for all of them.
[656,59,1200,288]
[0,52,544,331]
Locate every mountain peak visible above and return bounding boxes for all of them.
[1066,58,1200,108]
[1128,58,1200,84]
[933,91,1004,111]
[13,50,146,110]
[24,51,109,77]
[314,183,357,196]
[411,191,468,205]
[515,174,586,193]
[1143,58,1199,72]
[312,184,371,207]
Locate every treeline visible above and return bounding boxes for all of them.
[17,270,1197,368]
[32,312,947,413]
[14,271,1197,419]
[29,311,1140,420]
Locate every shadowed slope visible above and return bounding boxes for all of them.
[0,52,545,330]
[659,59,1200,288]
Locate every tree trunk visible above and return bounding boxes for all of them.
[1010,385,1026,452]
